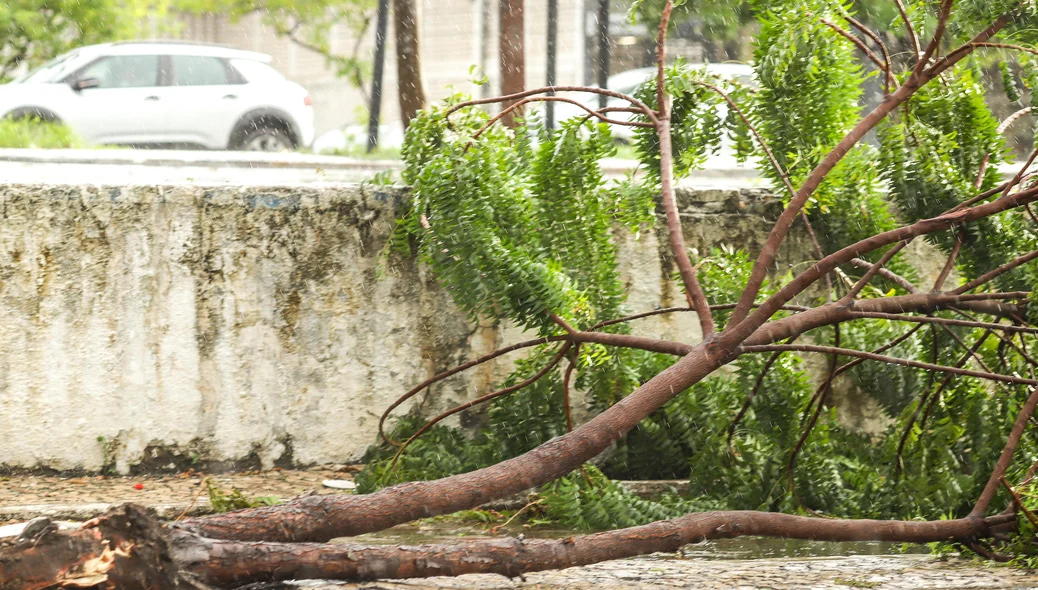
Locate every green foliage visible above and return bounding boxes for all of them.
[539,465,691,530]
[205,479,279,513]
[0,118,81,148]
[0,0,171,80]
[632,64,729,179]
[879,65,1009,280]
[398,104,634,333]
[178,0,374,88]
[360,0,1038,564]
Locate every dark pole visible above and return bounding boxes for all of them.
[546,0,558,130]
[596,0,609,109]
[367,0,391,153]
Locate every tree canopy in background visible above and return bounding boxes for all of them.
[0,0,148,80]
[177,0,376,98]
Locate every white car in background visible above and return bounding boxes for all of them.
[0,41,314,151]
[554,63,756,146]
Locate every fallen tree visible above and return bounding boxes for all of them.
[5,0,1038,587]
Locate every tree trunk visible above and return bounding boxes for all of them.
[392,0,426,129]
[498,0,524,127]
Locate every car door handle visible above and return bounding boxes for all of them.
[223,94,238,100]
[144,95,160,101]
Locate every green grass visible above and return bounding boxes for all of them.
[0,118,82,148]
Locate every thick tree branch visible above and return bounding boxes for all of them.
[723,185,1038,349]
[174,511,1016,588]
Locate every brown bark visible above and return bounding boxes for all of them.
[392,0,426,129]
[498,0,525,127]
[654,2,715,337]
[0,505,201,590]
[0,504,1017,589]
[179,511,1013,587]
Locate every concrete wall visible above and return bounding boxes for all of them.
[0,182,801,473]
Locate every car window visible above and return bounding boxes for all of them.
[171,55,233,86]
[76,55,160,88]
[229,59,285,83]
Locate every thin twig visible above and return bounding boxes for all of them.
[893,0,921,57]
[740,343,1037,386]
[933,231,963,291]
[1000,477,1038,530]
[953,249,1038,295]
[847,258,918,293]
[655,0,714,337]
[378,335,569,445]
[844,312,1038,336]
[841,241,910,302]
[972,386,1038,516]
[841,12,897,93]
[787,324,841,499]
[470,96,653,142]
[913,0,953,76]
[821,18,890,76]
[446,85,659,125]
[388,343,573,472]
[726,336,799,452]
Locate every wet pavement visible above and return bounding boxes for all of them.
[0,469,1035,589]
[282,554,1038,589]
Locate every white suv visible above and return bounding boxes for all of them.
[0,41,314,151]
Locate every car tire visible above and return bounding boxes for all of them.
[5,107,61,123]
[232,123,295,152]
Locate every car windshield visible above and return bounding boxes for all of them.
[14,50,83,84]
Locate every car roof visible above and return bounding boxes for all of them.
[78,41,272,63]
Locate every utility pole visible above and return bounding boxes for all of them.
[367,0,391,152]
[596,0,609,109]
[546,0,558,130]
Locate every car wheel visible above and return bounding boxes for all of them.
[6,107,61,123]
[236,125,294,152]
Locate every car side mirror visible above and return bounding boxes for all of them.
[70,78,100,92]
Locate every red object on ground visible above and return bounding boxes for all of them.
[133,483,144,490]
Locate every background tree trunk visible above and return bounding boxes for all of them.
[393,0,426,129]
[498,0,524,127]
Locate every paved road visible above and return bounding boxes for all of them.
[281,554,1038,589]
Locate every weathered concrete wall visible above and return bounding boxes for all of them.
[0,183,801,473]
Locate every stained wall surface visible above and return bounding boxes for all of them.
[0,183,798,472]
